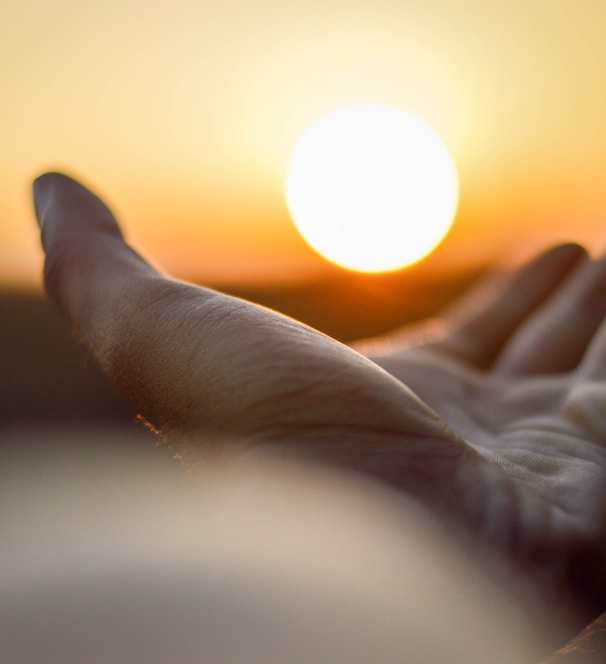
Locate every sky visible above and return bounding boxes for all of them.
[3,0,606,288]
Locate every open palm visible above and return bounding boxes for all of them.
[34,172,606,625]
[357,245,606,619]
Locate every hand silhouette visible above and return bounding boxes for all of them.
[33,172,606,626]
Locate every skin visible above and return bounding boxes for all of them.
[33,172,606,630]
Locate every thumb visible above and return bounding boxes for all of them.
[32,171,489,519]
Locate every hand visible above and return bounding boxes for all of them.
[33,172,606,626]
[355,241,606,619]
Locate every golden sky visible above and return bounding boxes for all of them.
[3,0,606,287]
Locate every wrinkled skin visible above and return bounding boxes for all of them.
[33,172,606,626]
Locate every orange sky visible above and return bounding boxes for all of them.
[3,0,606,288]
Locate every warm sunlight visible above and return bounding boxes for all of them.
[285,104,459,273]
[4,1,606,286]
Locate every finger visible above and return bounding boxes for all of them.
[494,255,606,375]
[34,172,156,325]
[437,243,587,368]
[32,172,466,482]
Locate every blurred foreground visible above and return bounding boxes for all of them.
[0,431,554,663]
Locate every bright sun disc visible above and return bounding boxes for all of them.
[285,104,459,273]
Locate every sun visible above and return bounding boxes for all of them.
[285,104,459,273]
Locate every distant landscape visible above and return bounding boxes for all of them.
[1,267,483,428]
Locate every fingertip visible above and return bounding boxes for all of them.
[513,241,588,285]
[31,171,158,331]
[33,171,67,188]
[32,171,83,228]
[32,172,58,228]
[537,242,589,282]
[33,170,85,188]
[32,170,127,250]
[546,242,588,262]
[504,242,587,272]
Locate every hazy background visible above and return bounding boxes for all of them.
[3,0,606,426]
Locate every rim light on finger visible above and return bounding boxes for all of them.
[285,104,459,273]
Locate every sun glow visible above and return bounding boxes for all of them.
[285,104,459,273]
